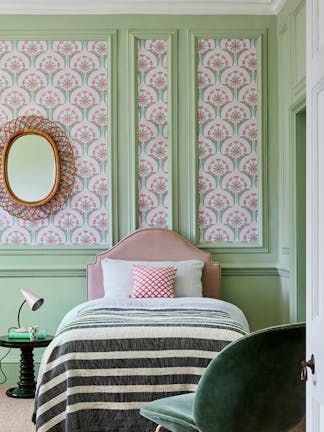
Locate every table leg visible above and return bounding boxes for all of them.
[6,346,35,398]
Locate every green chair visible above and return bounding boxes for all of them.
[140,323,305,432]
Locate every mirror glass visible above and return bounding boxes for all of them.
[6,134,57,204]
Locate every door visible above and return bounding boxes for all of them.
[306,0,324,429]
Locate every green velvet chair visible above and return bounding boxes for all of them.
[140,323,305,432]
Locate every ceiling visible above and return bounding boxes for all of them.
[0,0,286,15]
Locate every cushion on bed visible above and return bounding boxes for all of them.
[102,259,204,298]
[130,265,177,298]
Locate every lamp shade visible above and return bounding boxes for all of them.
[21,289,44,311]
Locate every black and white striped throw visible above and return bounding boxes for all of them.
[33,300,248,431]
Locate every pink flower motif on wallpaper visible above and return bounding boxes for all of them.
[72,55,97,78]
[146,209,168,228]
[197,38,215,55]
[72,89,98,112]
[90,106,108,128]
[198,38,260,244]
[19,41,47,60]
[198,209,216,230]
[89,211,109,233]
[204,50,232,74]
[205,226,234,243]
[138,86,157,111]
[20,71,45,93]
[198,103,214,126]
[138,53,155,74]
[71,228,100,245]
[138,192,156,215]
[38,228,65,245]
[205,120,233,150]
[75,123,99,145]
[204,85,232,112]
[88,41,108,59]
[89,176,109,201]
[205,155,232,184]
[239,50,257,74]
[240,224,259,242]
[90,141,108,163]
[137,39,169,228]
[3,53,28,75]
[2,89,28,112]
[2,229,30,245]
[37,89,63,112]
[37,53,63,77]
[54,211,82,232]
[71,193,100,227]
[55,72,81,95]
[148,39,168,56]
[54,41,82,59]
[0,39,109,245]
[198,138,214,162]
[222,39,250,56]
[198,174,216,195]
[197,69,214,90]
[90,72,108,93]
[55,106,81,128]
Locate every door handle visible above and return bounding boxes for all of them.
[301,354,315,381]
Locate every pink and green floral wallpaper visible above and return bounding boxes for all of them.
[0,40,109,245]
[137,39,169,228]
[197,38,260,244]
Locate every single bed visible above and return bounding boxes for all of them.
[33,228,249,432]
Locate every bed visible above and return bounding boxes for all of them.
[33,228,249,432]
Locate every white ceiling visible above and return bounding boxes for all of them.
[0,0,287,15]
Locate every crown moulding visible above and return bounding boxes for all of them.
[0,0,287,15]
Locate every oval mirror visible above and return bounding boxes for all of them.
[0,116,75,220]
[4,132,59,206]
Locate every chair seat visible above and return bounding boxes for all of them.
[140,393,199,432]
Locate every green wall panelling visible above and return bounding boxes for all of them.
[221,270,281,331]
[277,0,306,323]
[0,13,281,385]
[189,30,268,253]
[128,30,178,232]
[0,30,115,248]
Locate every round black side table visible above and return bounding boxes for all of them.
[0,334,53,398]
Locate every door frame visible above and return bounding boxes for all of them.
[289,96,306,322]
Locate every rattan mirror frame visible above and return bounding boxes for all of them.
[0,116,75,220]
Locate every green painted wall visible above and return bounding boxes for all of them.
[0,13,287,384]
[277,0,306,323]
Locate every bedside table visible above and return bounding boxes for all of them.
[0,334,53,398]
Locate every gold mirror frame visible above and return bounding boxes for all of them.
[0,116,75,220]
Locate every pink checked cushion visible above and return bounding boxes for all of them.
[130,265,177,298]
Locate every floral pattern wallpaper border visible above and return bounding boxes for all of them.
[197,38,260,244]
[137,39,169,228]
[0,39,109,245]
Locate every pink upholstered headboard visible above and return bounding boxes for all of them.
[87,228,221,300]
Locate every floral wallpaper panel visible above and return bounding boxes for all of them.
[137,39,169,228]
[197,38,260,244]
[0,40,109,245]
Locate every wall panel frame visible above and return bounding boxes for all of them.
[188,29,268,253]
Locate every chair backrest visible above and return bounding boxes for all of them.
[193,323,305,432]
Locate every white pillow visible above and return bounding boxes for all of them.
[101,259,204,298]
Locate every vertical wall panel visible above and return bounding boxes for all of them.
[197,37,261,245]
[137,39,169,228]
[0,38,111,245]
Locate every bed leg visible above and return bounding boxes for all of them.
[155,426,162,432]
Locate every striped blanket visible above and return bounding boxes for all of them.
[33,298,249,432]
